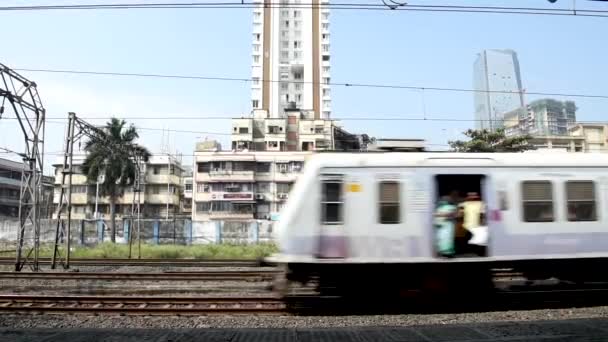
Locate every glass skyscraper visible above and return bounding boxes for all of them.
[473,49,525,131]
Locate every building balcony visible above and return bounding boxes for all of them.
[52,193,89,205]
[207,170,255,182]
[146,174,181,185]
[54,174,88,185]
[0,176,22,188]
[209,211,254,220]
[146,194,180,205]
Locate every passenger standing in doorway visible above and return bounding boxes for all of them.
[460,192,485,254]
[434,196,457,257]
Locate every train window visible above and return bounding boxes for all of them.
[521,181,554,222]
[498,190,509,210]
[321,177,343,224]
[566,181,597,222]
[378,181,401,224]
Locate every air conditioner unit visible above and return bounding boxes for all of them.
[278,193,288,199]
[255,193,265,200]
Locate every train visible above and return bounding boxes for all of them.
[266,151,608,297]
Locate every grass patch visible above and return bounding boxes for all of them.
[12,243,279,260]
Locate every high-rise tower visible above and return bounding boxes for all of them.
[251,0,331,119]
[473,49,525,131]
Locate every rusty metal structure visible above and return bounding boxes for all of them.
[0,63,46,271]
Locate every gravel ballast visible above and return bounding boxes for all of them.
[1,306,607,329]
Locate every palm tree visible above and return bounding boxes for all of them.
[82,118,150,242]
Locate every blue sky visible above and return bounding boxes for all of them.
[1,0,607,172]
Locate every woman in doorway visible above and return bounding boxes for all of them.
[434,196,457,258]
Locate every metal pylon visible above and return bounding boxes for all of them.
[51,112,77,269]
[0,63,46,272]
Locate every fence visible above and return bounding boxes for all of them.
[0,217,276,250]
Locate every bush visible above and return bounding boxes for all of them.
[17,243,279,260]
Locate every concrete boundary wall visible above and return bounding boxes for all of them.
[0,218,275,248]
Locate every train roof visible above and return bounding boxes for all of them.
[305,151,608,168]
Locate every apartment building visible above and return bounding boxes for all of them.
[182,168,193,215]
[504,99,577,137]
[231,108,360,152]
[52,155,185,220]
[0,158,54,218]
[569,123,608,152]
[192,149,309,221]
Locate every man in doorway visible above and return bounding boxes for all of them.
[459,192,485,255]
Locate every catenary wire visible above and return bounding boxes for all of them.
[14,67,608,100]
[0,2,607,17]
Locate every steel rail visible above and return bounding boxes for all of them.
[0,257,260,267]
[0,270,278,281]
[0,294,286,314]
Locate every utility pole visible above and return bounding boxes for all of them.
[0,63,46,272]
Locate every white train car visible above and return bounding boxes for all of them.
[267,152,608,296]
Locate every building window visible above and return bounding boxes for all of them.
[322,33,329,41]
[255,33,260,42]
[322,88,330,97]
[322,44,329,52]
[294,83,302,91]
[281,51,289,59]
[323,77,330,84]
[281,82,288,91]
[152,186,160,195]
[296,94,302,102]
[322,66,330,73]
[253,44,260,52]
[196,183,205,193]
[294,20,300,28]
[253,55,260,63]
[294,41,301,49]
[256,182,270,192]
[321,176,343,224]
[283,20,289,28]
[252,100,259,108]
[322,23,329,30]
[153,166,160,175]
[276,182,292,194]
[196,202,210,212]
[566,181,597,221]
[281,10,289,16]
[294,10,300,17]
[322,12,329,20]
[197,162,210,173]
[522,181,554,222]
[323,100,330,108]
[282,41,289,49]
[185,183,192,191]
[378,182,401,224]
[239,127,249,134]
[294,72,302,80]
[294,51,301,59]
[254,12,261,20]
[281,30,288,38]
[252,77,260,86]
[322,55,330,62]
[256,162,271,173]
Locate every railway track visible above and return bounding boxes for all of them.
[0,294,286,315]
[0,270,278,281]
[0,257,261,268]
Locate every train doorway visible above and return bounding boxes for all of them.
[433,174,488,258]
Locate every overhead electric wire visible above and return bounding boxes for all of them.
[1,1,607,17]
[15,67,608,100]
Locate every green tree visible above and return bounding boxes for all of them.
[82,118,150,242]
[448,128,535,152]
